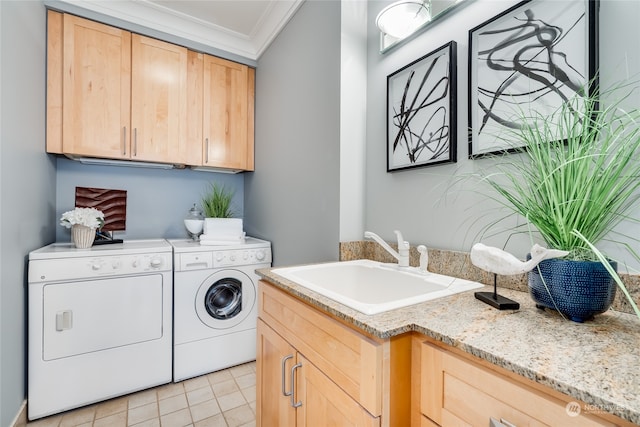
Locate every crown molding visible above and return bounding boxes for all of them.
[47,0,304,62]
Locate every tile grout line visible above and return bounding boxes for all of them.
[27,362,257,427]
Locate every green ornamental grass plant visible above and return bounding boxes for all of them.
[476,83,640,319]
[202,182,236,218]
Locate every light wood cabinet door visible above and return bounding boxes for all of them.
[202,55,254,170]
[296,354,380,427]
[257,319,296,427]
[61,14,131,158]
[131,35,188,163]
[186,51,204,166]
[257,319,379,427]
[49,12,189,165]
[421,342,617,427]
[258,281,384,417]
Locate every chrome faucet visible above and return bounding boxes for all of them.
[364,230,410,267]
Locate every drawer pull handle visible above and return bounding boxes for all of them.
[281,355,293,397]
[205,138,209,163]
[489,418,517,427]
[290,362,302,408]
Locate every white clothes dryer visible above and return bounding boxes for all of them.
[28,240,173,420]
[169,237,271,382]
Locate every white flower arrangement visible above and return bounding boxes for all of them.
[60,207,105,229]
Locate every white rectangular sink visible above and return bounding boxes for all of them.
[271,259,483,315]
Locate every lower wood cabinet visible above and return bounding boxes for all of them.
[256,318,296,426]
[419,341,628,427]
[257,280,385,426]
[256,280,635,427]
[257,319,379,427]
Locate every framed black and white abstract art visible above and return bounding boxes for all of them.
[387,41,457,172]
[468,0,599,158]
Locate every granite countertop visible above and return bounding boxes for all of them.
[257,267,640,425]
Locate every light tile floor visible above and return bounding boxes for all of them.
[25,362,256,427]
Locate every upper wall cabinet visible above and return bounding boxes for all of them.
[187,52,255,172]
[48,11,253,169]
[48,12,132,159]
[130,34,188,164]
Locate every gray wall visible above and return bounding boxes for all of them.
[245,0,342,266]
[0,2,55,425]
[55,158,244,242]
[339,0,368,242]
[365,0,522,253]
[365,0,640,269]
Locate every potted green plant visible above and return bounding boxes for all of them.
[201,183,243,243]
[202,182,236,219]
[474,83,640,322]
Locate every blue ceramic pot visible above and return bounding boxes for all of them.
[527,257,617,323]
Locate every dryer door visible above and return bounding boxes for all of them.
[42,274,164,360]
[195,269,256,329]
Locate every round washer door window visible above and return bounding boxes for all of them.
[205,278,242,320]
[195,269,256,330]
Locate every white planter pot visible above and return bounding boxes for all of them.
[71,224,96,249]
[201,218,244,245]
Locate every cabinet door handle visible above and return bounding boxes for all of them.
[490,417,517,427]
[281,355,293,397]
[290,362,302,408]
[122,126,127,155]
[133,128,137,157]
[205,138,209,163]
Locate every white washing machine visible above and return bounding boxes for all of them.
[28,239,173,420]
[170,237,271,382]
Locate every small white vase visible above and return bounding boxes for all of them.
[72,224,96,249]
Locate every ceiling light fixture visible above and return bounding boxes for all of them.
[376,0,431,40]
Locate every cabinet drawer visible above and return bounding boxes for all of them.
[258,281,383,416]
[421,343,615,427]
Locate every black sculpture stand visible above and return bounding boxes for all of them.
[93,230,124,246]
[475,274,520,310]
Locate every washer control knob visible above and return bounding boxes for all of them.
[150,257,163,268]
[92,262,102,271]
[256,250,266,261]
[132,258,139,268]
[229,254,236,262]
[216,252,224,262]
